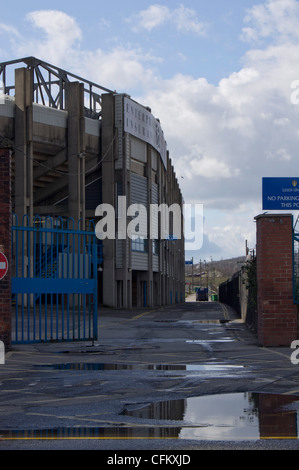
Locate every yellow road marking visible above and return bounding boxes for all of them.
[130,309,157,320]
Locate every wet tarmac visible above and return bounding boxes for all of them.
[1,298,299,450]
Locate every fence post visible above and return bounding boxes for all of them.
[0,137,12,349]
[255,213,298,346]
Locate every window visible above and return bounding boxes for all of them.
[132,237,148,253]
[152,240,159,255]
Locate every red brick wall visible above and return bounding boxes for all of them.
[255,214,298,346]
[0,146,12,349]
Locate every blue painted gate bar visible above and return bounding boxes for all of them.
[11,215,98,344]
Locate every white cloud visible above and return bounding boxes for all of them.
[80,47,159,92]
[0,23,21,38]
[241,0,299,42]
[129,4,170,32]
[190,156,240,180]
[128,4,208,36]
[26,10,82,42]
[171,4,208,35]
[139,25,299,230]
[15,10,82,64]
[3,2,299,259]
[6,10,160,93]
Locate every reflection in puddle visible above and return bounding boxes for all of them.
[37,363,149,371]
[0,426,181,440]
[182,320,229,325]
[185,364,244,371]
[36,362,243,372]
[1,393,299,441]
[186,339,234,344]
[122,392,299,440]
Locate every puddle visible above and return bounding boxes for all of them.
[154,320,177,323]
[37,363,157,371]
[182,320,229,325]
[186,339,234,344]
[1,393,298,441]
[185,364,244,371]
[36,362,244,372]
[121,392,299,440]
[4,392,297,441]
[0,426,181,440]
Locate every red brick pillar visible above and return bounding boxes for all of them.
[0,139,12,349]
[255,213,298,346]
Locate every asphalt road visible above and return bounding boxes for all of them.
[1,297,299,454]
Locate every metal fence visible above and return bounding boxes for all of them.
[11,214,98,344]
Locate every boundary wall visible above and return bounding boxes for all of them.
[219,266,257,331]
[220,213,298,346]
[255,213,298,347]
[0,138,12,349]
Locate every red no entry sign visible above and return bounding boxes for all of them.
[0,252,8,280]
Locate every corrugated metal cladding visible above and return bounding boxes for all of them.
[125,134,130,170]
[152,255,159,272]
[116,239,124,269]
[116,181,124,268]
[152,182,158,204]
[114,95,123,170]
[131,172,148,206]
[152,182,159,272]
[131,172,148,271]
[130,172,148,236]
[132,251,148,271]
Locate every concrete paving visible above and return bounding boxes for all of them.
[1,297,299,451]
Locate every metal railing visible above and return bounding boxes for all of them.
[0,56,114,119]
[11,214,98,343]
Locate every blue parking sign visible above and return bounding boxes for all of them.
[262,177,299,210]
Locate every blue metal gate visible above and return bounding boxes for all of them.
[11,215,98,344]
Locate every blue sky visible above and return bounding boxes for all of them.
[1,0,299,262]
[0,0,258,86]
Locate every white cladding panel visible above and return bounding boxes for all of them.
[0,95,15,117]
[85,117,100,136]
[33,103,67,128]
[131,136,147,163]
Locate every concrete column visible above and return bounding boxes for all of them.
[66,82,85,226]
[147,145,153,307]
[0,141,12,349]
[14,68,33,223]
[255,213,298,346]
[101,93,116,307]
[120,134,129,309]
